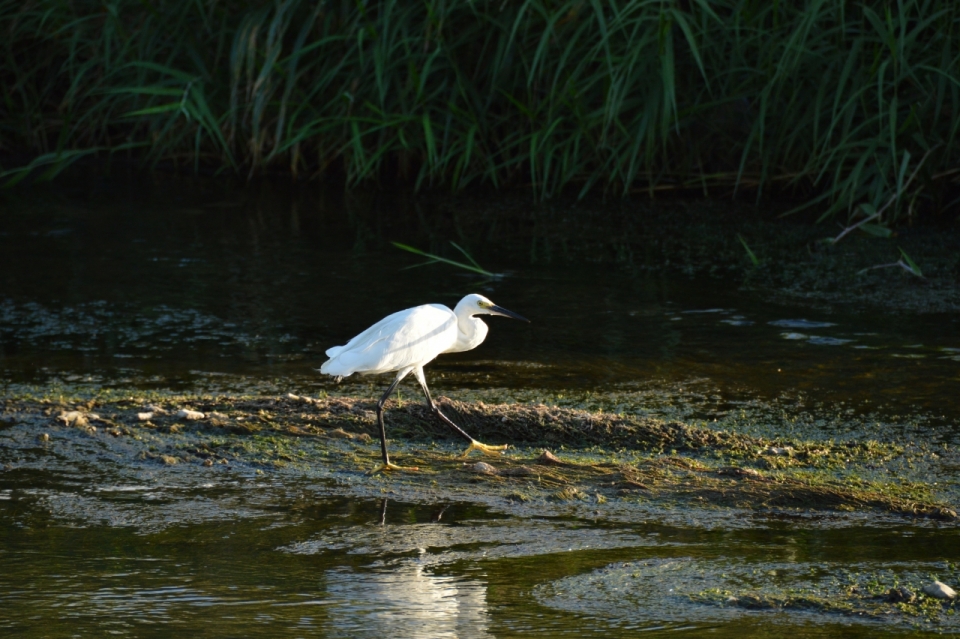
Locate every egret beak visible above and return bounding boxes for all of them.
[489,305,530,322]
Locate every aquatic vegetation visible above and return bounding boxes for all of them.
[1,392,954,520]
[539,558,960,630]
[3,0,960,228]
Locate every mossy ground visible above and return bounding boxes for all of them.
[3,390,954,522]
[691,568,960,627]
[535,556,960,631]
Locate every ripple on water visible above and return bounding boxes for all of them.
[720,317,755,326]
[806,336,853,346]
[280,519,662,564]
[769,319,837,329]
[0,300,263,356]
[778,333,853,346]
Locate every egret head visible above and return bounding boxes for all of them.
[460,294,529,322]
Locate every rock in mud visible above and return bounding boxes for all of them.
[716,466,762,479]
[500,466,536,477]
[923,581,956,600]
[886,586,916,603]
[536,450,565,465]
[57,411,88,427]
[287,393,321,406]
[137,412,154,421]
[763,446,795,456]
[176,409,205,420]
[470,462,499,475]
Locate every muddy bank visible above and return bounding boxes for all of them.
[537,556,960,631]
[2,392,954,522]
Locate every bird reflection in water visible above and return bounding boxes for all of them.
[324,499,492,638]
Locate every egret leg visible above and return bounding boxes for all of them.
[371,372,419,473]
[413,367,508,458]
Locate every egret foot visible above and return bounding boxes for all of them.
[369,462,420,474]
[461,440,508,458]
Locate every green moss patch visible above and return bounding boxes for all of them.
[3,391,955,522]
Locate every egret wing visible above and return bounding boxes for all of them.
[321,304,457,377]
[324,311,403,358]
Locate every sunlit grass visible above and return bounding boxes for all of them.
[392,241,501,278]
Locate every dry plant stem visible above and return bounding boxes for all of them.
[830,146,938,244]
[858,260,923,278]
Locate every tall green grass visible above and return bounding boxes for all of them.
[3,0,959,227]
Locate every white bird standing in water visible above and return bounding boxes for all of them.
[321,294,529,472]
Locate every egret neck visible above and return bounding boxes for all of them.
[449,297,490,353]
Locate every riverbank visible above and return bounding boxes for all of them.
[6,0,960,230]
[430,192,960,314]
[4,388,960,633]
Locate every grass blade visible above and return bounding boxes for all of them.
[392,242,500,278]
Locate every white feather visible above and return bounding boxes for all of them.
[320,295,506,379]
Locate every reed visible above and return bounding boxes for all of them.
[2,0,959,228]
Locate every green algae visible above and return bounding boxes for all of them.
[3,391,954,522]
[691,566,960,628]
[535,557,960,633]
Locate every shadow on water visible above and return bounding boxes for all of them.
[2,173,959,637]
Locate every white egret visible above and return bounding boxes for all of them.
[320,294,529,471]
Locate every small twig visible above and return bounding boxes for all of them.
[830,145,939,244]
[830,209,883,245]
[856,259,924,279]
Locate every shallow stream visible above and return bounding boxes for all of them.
[1,175,958,636]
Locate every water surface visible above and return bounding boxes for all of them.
[1,175,958,637]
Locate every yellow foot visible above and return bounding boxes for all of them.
[369,462,420,474]
[461,440,508,458]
